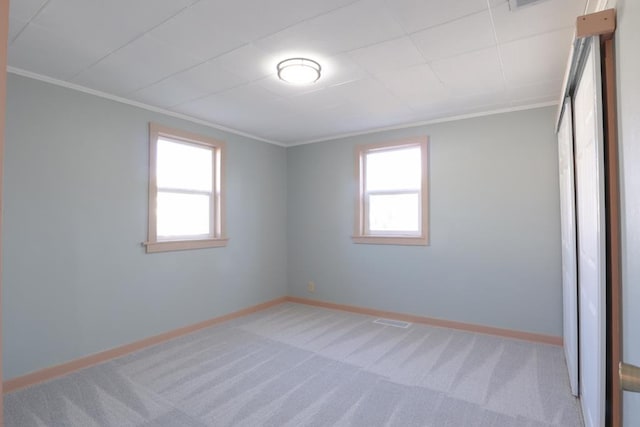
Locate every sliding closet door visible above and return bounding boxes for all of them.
[557,98,579,396]
[573,38,606,427]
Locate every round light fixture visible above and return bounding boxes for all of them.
[277,58,321,84]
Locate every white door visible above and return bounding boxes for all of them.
[573,38,606,427]
[557,98,579,396]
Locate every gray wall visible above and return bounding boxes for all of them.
[3,74,564,381]
[616,0,640,423]
[287,107,563,337]
[2,74,288,380]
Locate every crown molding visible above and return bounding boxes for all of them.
[287,101,558,147]
[7,67,286,147]
[8,67,558,149]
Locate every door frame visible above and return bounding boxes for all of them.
[0,0,10,425]
[558,9,621,426]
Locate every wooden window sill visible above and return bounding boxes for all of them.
[145,238,229,253]
[351,235,428,246]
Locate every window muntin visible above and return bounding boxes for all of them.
[354,138,428,245]
[146,123,227,253]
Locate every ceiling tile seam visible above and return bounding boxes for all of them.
[166,61,294,109]
[495,25,577,47]
[228,0,376,62]
[405,10,501,65]
[6,67,286,147]
[368,70,435,116]
[166,42,387,109]
[379,2,448,89]
[128,3,378,100]
[9,0,52,45]
[404,9,492,38]
[67,0,205,82]
[127,42,256,98]
[167,80,256,109]
[331,8,494,62]
[408,42,445,87]
[288,101,558,146]
[244,0,363,45]
[396,5,491,35]
[344,34,408,57]
[159,0,364,71]
[486,0,509,99]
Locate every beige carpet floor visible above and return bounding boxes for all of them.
[4,302,583,426]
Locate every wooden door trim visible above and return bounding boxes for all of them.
[601,34,622,427]
[0,1,10,426]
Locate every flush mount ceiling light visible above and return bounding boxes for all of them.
[277,58,321,84]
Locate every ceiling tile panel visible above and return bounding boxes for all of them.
[8,19,28,43]
[130,62,248,108]
[312,54,369,88]
[388,0,488,33]
[9,0,48,22]
[376,64,449,110]
[147,2,248,62]
[31,0,194,63]
[500,28,573,86]
[507,79,563,104]
[7,0,581,144]
[256,77,323,100]
[176,84,284,126]
[148,0,357,63]
[326,78,400,110]
[211,44,276,83]
[285,88,349,114]
[491,0,586,44]
[431,47,505,96]
[9,23,112,79]
[255,0,405,57]
[411,11,496,61]
[347,37,425,75]
[72,35,201,96]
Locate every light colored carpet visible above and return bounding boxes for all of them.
[4,302,583,426]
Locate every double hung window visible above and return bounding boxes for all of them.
[146,123,227,253]
[353,137,428,245]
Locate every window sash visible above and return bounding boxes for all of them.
[353,137,429,245]
[364,189,422,236]
[156,190,215,241]
[154,139,217,241]
[156,138,214,192]
[146,123,227,252]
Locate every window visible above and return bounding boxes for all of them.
[353,137,428,245]
[145,123,227,253]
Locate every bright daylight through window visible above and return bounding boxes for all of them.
[146,123,227,253]
[353,137,428,245]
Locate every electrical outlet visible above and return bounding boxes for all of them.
[307,281,316,293]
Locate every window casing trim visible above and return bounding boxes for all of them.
[146,123,227,253]
[353,137,429,246]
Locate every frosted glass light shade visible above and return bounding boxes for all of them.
[277,58,321,84]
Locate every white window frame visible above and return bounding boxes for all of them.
[353,137,429,246]
[145,123,228,253]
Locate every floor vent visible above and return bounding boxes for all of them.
[373,318,411,328]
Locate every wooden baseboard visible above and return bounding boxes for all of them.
[285,296,563,346]
[4,294,562,394]
[3,297,287,393]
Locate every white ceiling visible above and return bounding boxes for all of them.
[8,0,587,145]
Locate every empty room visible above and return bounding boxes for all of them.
[1,0,640,426]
